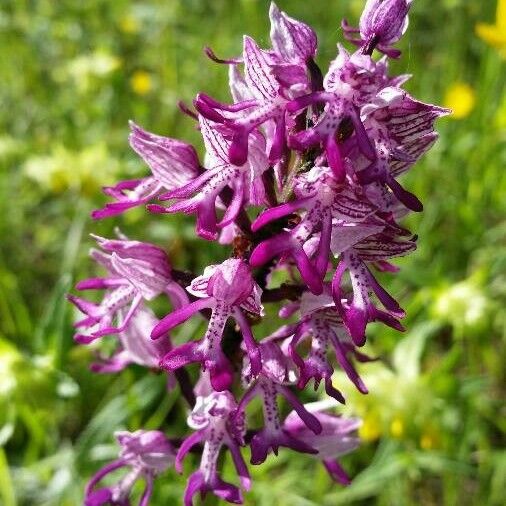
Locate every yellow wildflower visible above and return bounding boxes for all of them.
[130,70,153,95]
[443,82,476,119]
[359,412,382,442]
[120,14,140,34]
[476,0,506,58]
[390,417,405,438]
[420,426,440,450]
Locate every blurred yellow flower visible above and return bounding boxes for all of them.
[390,417,405,438]
[443,82,476,119]
[130,70,153,95]
[359,412,382,442]
[119,14,140,34]
[476,0,506,58]
[420,428,440,450]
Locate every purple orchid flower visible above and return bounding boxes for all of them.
[177,389,250,506]
[193,3,319,168]
[85,430,175,506]
[151,259,263,391]
[282,400,361,484]
[195,35,289,167]
[356,87,451,211]
[236,339,323,464]
[250,166,378,294]
[73,2,448,502]
[92,122,200,219]
[288,289,376,402]
[343,0,412,58]
[286,45,392,180]
[148,116,268,240]
[331,231,417,345]
[68,234,187,344]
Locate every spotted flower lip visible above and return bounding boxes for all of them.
[84,430,175,506]
[234,338,323,465]
[289,289,374,402]
[92,122,200,219]
[332,247,410,346]
[178,390,250,506]
[152,259,263,391]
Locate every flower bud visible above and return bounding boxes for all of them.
[360,0,411,52]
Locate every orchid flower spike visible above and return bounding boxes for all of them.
[73,1,448,503]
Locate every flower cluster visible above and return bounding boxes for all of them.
[70,2,448,504]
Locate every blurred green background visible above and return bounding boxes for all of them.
[0,0,505,504]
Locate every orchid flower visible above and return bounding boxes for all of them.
[69,234,187,344]
[177,386,250,505]
[92,122,200,219]
[84,431,175,506]
[151,259,263,391]
[288,290,375,402]
[282,400,361,484]
[342,0,412,58]
[148,116,268,240]
[235,339,323,464]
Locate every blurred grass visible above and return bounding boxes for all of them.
[0,0,505,505]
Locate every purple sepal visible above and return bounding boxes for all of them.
[129,121,200,189]
[269,2,318,63]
